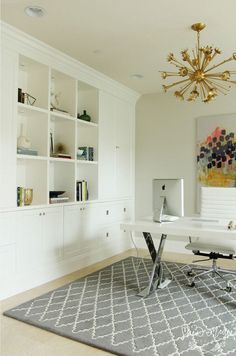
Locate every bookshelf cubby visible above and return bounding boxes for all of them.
[51,70,76,117]
[17,104,49,157]
[16,158,48,206]
[76,163,98,201]
[49,160,75,203]
[16,55,99,207]
[50,114,76,159]
[18,55,49,110]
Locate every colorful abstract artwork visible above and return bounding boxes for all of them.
[196,114,236,208]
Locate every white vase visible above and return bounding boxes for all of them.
[17,123,31,149]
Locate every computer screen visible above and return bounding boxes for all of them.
[153,178,184,222]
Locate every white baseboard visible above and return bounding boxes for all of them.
[1,238,132,300]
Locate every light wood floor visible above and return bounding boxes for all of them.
[1,249,236,356]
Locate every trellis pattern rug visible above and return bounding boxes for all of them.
[4,257,236,356]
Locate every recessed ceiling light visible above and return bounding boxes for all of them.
[131,74,144,79]
[24,6,46,18]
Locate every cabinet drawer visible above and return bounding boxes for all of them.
[0,212,16,246]
[97,201,132,224]
[98,224,120,245]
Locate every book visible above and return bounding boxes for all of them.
[17,147,38,156]
[50,197,69,204]
[76,180,88,201]
[17,186,24,206]
[51,153,72,159]
[57,153,71,159]
[77,146,94,161]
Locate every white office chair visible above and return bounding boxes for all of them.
[185,187,236,292]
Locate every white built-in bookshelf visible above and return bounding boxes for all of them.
[16,55,99,206]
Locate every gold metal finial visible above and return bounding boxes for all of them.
[191,23,206,32]
[160,22,236,103]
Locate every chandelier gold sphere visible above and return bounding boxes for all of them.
[160,23,236,103]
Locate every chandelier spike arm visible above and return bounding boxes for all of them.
[225,80,236,84]
[162,78,190,91]
[209,49,221,63]
[174,81,195,100]
[160,71,190,79]
[192,49,198,67]
[204,78,229,95]
[204,57,234,73]
[181,50,197,71]
[199,83,207,100]
[179,80,194,95]
[170,56,192,70]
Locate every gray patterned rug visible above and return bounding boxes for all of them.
[4,257,236,356]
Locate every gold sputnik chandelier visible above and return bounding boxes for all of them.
[160,23,236,103]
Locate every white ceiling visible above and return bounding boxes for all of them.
[1,0,236,94]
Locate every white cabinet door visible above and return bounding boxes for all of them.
[42,207,63,263]
[63,205,85,256]
[63,204,100,256]
[0,212,16,247]
[99,91,133,199]
[115,98,133,198]
[16,209,43,272]
[99,91,116,199]
[0,212,16,299]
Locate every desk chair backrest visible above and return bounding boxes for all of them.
[201,187,236,220]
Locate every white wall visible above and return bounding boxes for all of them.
[135,89,236,252]
[136,89,236,218]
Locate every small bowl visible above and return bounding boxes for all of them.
[49,191,65,198]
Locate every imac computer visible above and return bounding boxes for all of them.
[153,178,184,223]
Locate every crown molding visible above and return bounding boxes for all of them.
[1,21,140,104]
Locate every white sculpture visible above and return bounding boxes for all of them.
[17,123,31,149]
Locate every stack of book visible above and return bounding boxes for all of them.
[76,180,88,201]
[77,146,94,161]
[17,186,24,206]
[50,196,69,204]
[51,153,71,159]
[17,147,38,156]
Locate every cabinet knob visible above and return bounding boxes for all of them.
[43,212,45,216]
[106,232,109,237]
[124,208,126,212]
[39,213,42,216]
[116,146,120,149]
[106,210,109,215]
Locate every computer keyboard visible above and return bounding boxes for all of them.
[161,214,179,222]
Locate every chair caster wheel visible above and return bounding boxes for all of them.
[187,271,194,276]
[226,286,232,293]
[188,282,195,287]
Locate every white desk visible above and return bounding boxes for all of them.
[121,217,236,297]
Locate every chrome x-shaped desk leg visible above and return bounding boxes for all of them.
[138,232,171,298]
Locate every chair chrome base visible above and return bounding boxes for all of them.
[187,259,236,291]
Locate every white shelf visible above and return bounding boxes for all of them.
[17,154,47,161]
[77,160,98,165]
[77,118,98,128]
[50,111,76,122]
[50,157,75,163]
[18,102,48,115]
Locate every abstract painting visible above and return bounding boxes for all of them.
[196,113,236,208]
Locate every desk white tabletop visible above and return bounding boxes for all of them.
[121,217,236,241]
